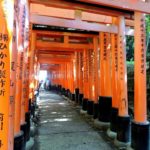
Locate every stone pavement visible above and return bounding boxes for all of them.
[32,91,117,150]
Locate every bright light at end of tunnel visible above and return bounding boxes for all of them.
[106,24,110,26]
[39,70,48,81]
[30,82,34,89]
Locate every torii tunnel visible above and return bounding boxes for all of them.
[0,0,150,150]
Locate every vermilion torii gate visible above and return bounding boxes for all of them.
[0,0,150,150]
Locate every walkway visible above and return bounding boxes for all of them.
[33,91,117,150]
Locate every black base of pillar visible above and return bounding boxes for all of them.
[110,107,118,132]
[78,93,83,106]
[71,93,75,101]
[14,131,25,150]
[116,116,130,143]
[87,100,94,115]
[21,122,28,144]
[58,85,62,92]
[61,88,65,95]
[82,98,88,111]
[29,99,32,111]
[98,96,112,122]
[93,103,99,119]
[131,121,150,150]
[25,112,31,141]
[75,88,79,103]
[67,89,70,98]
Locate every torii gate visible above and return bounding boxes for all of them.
[0,0,150,150]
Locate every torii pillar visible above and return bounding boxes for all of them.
[130,12,150,150]
[115,16,130,147]
[94,32,112,128]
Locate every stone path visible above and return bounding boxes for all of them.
[32,91,117,150]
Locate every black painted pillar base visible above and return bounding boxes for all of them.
[116,116,131,145]
[93,103,99,119]
[67,89,70,98]
[61,88,65,95]
[14,131,25,150]
[110,107,118,132]
[71,93,75,101]
[29,99,32,111]
[82,98,88,111]
[107,107,118,138]
[131,121,150,150]
[78,93,83,106]
[75,88,79,103]
[21,122,28,146]
[98,96,112,122]
[58,85,62,93]
[87,100,94,115]
[25,112,31,141]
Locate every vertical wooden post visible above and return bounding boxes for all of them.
[107,32,119,138]
[115,16,130,146]
[0,1,14,149]
[29,32,36,101]
[81,49,89,113]
[78,52,84,105]
[14,0,27,149]
[97,32,112,125]
[9,1,17,149]
[93,37,99,119]
[71,56,75,101]
[130,12,150,150]
[87,48,94,115]
[74,52,80,103]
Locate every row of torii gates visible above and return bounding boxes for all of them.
[0,0,150,150]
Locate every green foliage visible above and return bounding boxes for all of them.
[146,15,150,34]
[126,15,150,61]
[126,36,134,61]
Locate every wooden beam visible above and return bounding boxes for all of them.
[77,0,150,14]
[30,14,117,33]
[30,14,134,35]
[38,54,71,58]
[33,30,98,37]
[30,3,75,19]
[82,12,134,27]
[36,41,93,50]
[36,47,83,51]
[30,4,134,27]
[39,59,71,64]
[39,57,72,61]
[29,0,133,19]
[37,50,74,55]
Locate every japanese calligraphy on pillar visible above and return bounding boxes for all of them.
[83,51,88,83]
[0,33,8,97]
[139,17,146,74]
[118,35,125,81]
[103,33,107,60]
[114,35,118,72]
[0,0,14,149]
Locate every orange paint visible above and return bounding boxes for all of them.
[83,49,89,99]
[111,33,119,108]
[79,52,84,94]
[88,49,94,100]
[15,0,26,134]
[99,32,111,97]
[0,1,14,149]
[93,37,99,103]
[134,12,147,123]
[118,16,128,117]
[9,1,17,149]
[29,33,36,100]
